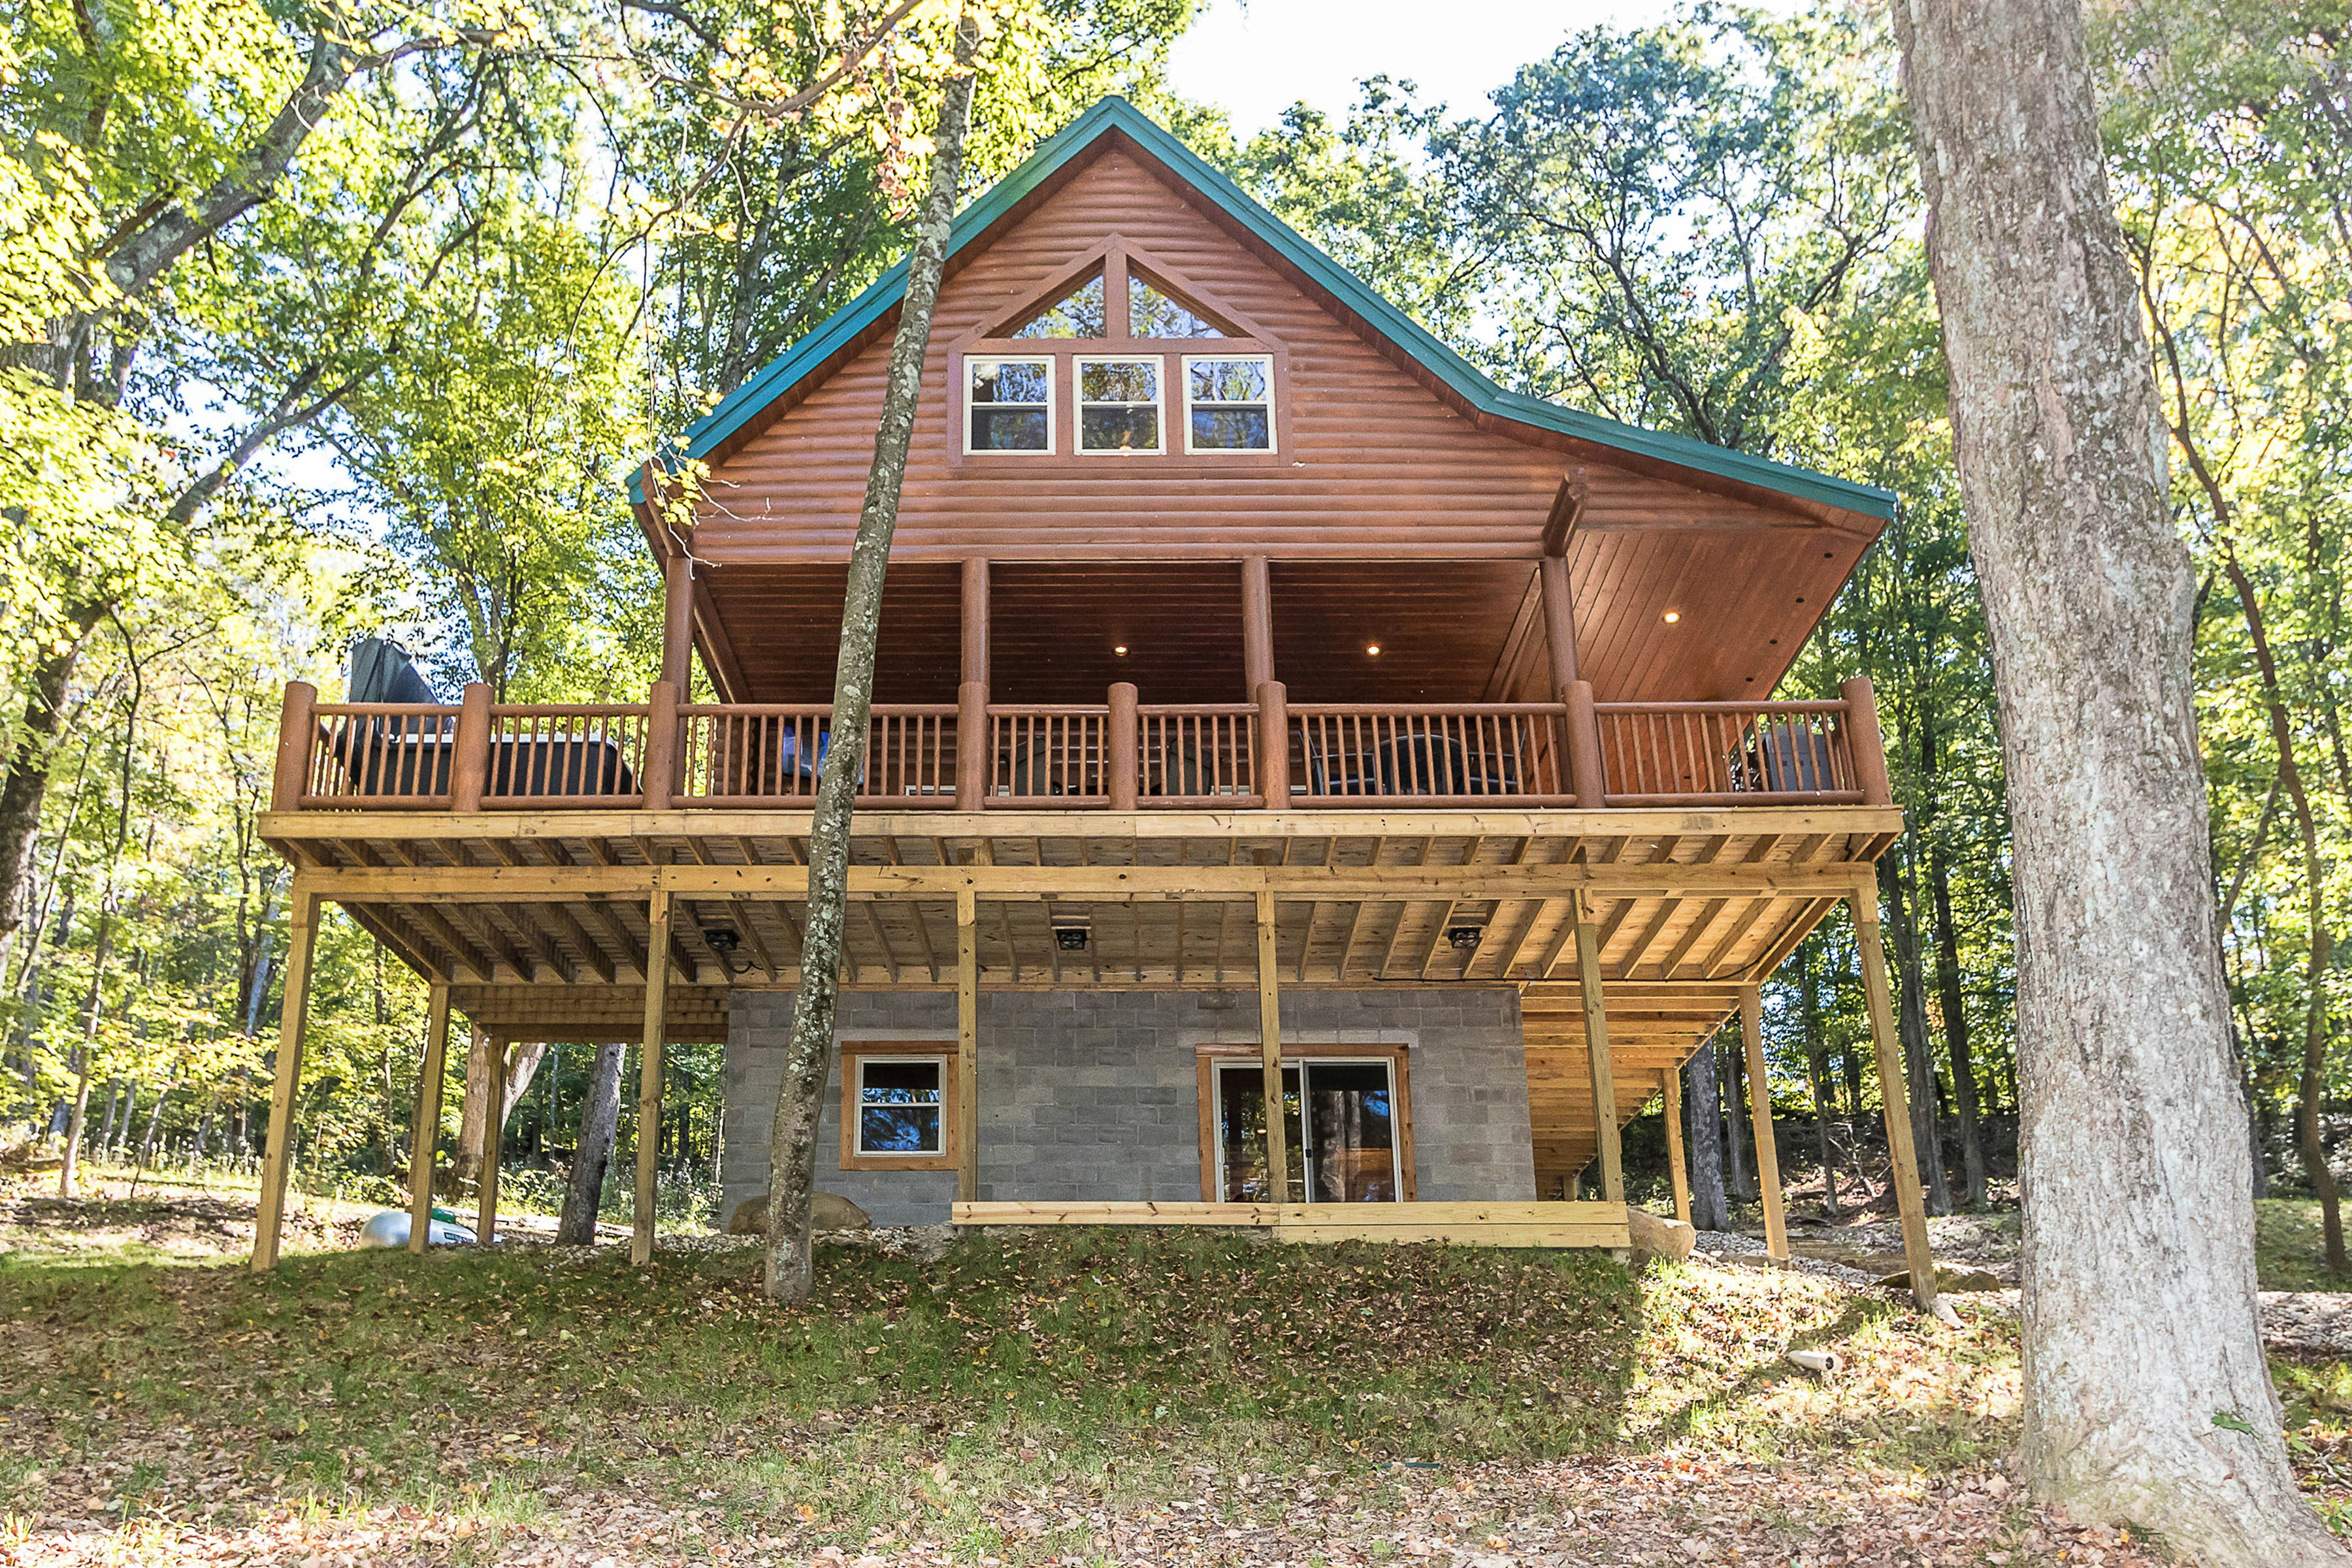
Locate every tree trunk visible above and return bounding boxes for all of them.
[1803,939,1841,1216]
[0,606,104,938]
[1889,1,2339,1558]
[1683,1041,1729,1231]
[1929,849,1989,1205]
[455,1027,497,1186]
[558,1041,625,1245]
[1722,1031,1756,1203]
[57,906,115,1200]
[1881,855,1953,1214]
[762,16,981,1302]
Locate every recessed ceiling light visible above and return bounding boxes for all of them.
[1366,644,1382,655]
[1113,644,1128,656]
[1662,610,1681,624]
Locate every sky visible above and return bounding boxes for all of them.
[1164,0,1725,135]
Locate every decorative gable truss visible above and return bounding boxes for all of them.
[950,237,1290,464]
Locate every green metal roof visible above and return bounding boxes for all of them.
[641,95,1896,521]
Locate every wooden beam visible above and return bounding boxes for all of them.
[956,889,979,1202]
[1662,1066,1691,1224]
[662,555,694,688]
[1852,887,1936,1311]
[635,888,672,1266]
[476,1032,505,1245]
[1539,554,1581,689]
[251,884,321,1271]
[1740,985,1788,1260]
[1573,890,1624,1203]
[1541,470,1588,557]
[304,859,1881,902]
[407,985,452,1253]
[1241,555,1273,691]
[1256,889,1288,1201]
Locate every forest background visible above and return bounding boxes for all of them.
[2,0,2342,1235]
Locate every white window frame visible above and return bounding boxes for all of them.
[852,1053,950,1159]
[1181,353,1277,455]
[963,355,1056,456]
[1074,353,1166,457]
[1209,1054,1400,1203]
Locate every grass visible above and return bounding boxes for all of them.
[0,1183,2339,1563]
[2258,1198,2352,1292]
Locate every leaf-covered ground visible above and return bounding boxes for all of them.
[0,1181,2330,1565]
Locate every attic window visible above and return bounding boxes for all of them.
[1130,274,1222,338]
[1010,273,1106,338]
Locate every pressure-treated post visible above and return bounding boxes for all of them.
[1565,680,1606,809]
[251,883,321,1271]
[1571,890,1625,1201]
[406,985,453,1253]
[642,679,679,809]
[1661,1069,1691,1224]
[451,682,493,811]
[1852,879,1938,1310]
[272,681,318,812]
[635,887,672,1265]
[1255,889,1288,1200]
[1740,985,1789,1260]
[956,890,979,1201]
[1840,676,1894,806]
[476,1034,505,1245]
[1255,680,1289,807]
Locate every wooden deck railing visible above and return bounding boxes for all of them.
[676,703,958,806]
[1287,704,1575,806]
[271,675,1893,814]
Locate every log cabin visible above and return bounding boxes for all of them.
[255,97,1936,1298]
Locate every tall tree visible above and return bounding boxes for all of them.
[1889,0,2342,1559]
[557,1040,626,1245]
[1682,1040,1729,1230]
[762,12,980,1303]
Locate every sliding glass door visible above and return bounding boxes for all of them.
[1214,1058,1400,1202]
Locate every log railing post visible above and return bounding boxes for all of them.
[1255,680,1289,807]
[642,679,679,809]
[956,681,989,810]
[451,683,493,811]
[272,681,318,811]
[1565,680,1606,809]
[1840,675,1894,806]
[1108,681,1139,811]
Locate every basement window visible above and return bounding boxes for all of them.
[852,1054,946,1158]
[1184,355,1275,452]
[967,357,1053,452]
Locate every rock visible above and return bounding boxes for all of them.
[1627,1206,1696,1264]
[727,1192,873,1236]
[1874,1264,2004,1293]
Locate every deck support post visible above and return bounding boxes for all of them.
[452,683,493,812]
[1539,555,1581,689]
[1840,676,1894,807]
[407,985,453,1252]
[956,890,979,1201]
[643,679,679,809]
[1255,681,1288,806]
[1571,890,1625,1202]
[272,681,317,811]
[1255,889,1288,1200]
[960,559,990,810]
[1241,555,1273,693]
[1850,880,1937,1310]
[662,554,694,689]
[1108,682,1139,811]
[1739,985,1789,1260]
[1565,681,1606,810]
[1661,1068,1691,1224]
[251,883,321,1271]
[636,888,672,1265]
[476,1033,505,1245]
